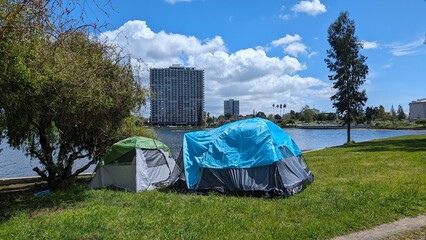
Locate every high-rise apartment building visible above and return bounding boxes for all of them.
[224,99,239,117]
[150,65,204,126]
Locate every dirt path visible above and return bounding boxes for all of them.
[332,215,426,240]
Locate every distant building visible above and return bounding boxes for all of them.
[150,65,204,126]
[224,99,239,116]
[409,98,426,121]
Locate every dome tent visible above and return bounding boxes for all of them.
[89,136,178,192]
[180,118,314,197]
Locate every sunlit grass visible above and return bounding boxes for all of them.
[1,135,425,239]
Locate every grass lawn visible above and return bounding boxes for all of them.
[1,134,425,239]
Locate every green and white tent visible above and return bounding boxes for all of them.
[89,136,178,192]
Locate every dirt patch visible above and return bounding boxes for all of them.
[332,215,426,240]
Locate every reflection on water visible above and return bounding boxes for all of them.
[1,128,424,178]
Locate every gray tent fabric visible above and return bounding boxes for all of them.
[170,145,314,197]
[90,149,178,192]
[191,157,312,196]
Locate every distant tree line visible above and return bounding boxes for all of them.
[205,104,407,128]
[365,105,406,123]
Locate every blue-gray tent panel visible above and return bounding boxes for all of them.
[193,157,313,196]
[277,156,314,195]
[195,163,287,194]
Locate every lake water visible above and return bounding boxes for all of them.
[0,128,424,178]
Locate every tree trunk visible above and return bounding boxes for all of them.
[347,121,351,143]
[347,113,351,143]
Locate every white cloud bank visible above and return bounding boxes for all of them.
[292,0,327,16]
[99,20,332,116]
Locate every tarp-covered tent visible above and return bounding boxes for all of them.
[89,136,178,192]
[181,118,314,197]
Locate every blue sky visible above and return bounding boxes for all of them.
[94,0,425,117]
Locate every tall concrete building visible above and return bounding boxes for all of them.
[224,99,239,117]
[409,98,426,121]
[150,65,204,126]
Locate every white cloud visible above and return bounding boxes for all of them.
[100,20,226,67]
[284,42,307,57]
[271,34,301,47]
[278,14,290,21]
[271,34,308,57]
[381,63,393,69]
[100,20,331,116]
[308,51,319,58]
[292,0,327,16]
[361,41,379,49]
[165,0,192,4]
[389,39,425,56]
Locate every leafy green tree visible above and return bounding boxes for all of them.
[316,113,327,122]
[224,112,232,120]
[300,106,314,123]
[377,105,386,121]
[325,11,368,143]
[415,119,426,127]
[256,112,266,119]
[0,0,146,188]
[390,105,397,121]
[365,106,377,123]
[397,105,406,120]
[206,117,214,127]
[288,110,297,120]
[327,112,337,121]
[218,115,225,124]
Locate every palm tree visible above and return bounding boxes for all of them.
[279,104,283,116]
[272,104,275,114]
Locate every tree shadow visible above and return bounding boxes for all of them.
[0,178,90,223]
[344,136,426,153]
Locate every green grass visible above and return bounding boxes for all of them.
[1,135,425,239]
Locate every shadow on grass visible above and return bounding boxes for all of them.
[344,136,426,153]
[159,179,299,199]
[0,180,90,223]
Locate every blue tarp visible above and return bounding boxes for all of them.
[183,118,302,189]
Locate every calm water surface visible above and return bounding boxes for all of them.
[1,128,424,178]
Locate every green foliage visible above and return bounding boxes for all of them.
[0,0,147,188]
[390,105,397,121]
[1,135,425,239]
[377,105,387,120]
[256,111,266,118]
[274,114,282,120]
[325,11,368,142]
[300,105,314,123]
[397,105,406,120]
[415,119,426,127]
